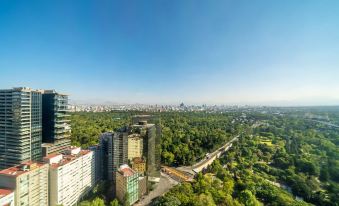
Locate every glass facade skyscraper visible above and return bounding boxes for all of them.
[0,87,42,169]
[41,90,71,156]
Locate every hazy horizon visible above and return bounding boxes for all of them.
[1,0,339,106]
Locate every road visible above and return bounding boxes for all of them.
[136,136,239,205]
[134,173,179,206]
[177,136,238,174]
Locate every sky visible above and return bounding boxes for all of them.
[0,0,339,106]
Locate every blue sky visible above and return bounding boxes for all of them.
[1,0,339,105]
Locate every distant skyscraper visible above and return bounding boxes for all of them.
[41,90,71,156]
[0,87,42,169]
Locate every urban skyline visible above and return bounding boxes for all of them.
[1,1,339,106]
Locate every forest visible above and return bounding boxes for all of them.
[70,108,339,206]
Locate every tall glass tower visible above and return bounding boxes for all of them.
[41,90,71,156]
[0,87,42,169]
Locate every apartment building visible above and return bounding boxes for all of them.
[0,161,49,206]
[116,164,139,206]
[44,147,95,206]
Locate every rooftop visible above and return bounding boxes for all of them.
[128,133,141,138]
[0,161,46,177]
[118,164,136,177]
[132,121,155,128]
[42,89,68,96]
[132,157,145,164]
[44,149,92,169]
[0,188,13,198]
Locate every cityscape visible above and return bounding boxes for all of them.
[0,87,165,206]
[1,1,339,206]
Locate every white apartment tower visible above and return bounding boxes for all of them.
[44,147,95,206]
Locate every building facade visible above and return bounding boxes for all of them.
[44,147,95,206]
[116,165,139,206]
[89,145,102,183]
[99,131,128,181]
[127,134,143,160]
[0,87,43,169]
[132,120,161,182]
[131,157,146,175]
[0,161,49,206]
[41,90,71,156]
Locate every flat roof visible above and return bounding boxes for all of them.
[0,161,46,177]
[47,150,92,169]
[0,188,13,198]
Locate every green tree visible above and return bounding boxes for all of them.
[91,197,105,206]
[110,199,120,206]
[194,193,216,206]
[238,190,261,206]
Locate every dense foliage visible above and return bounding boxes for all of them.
[70,108,339,205]
[153,109,339,206]
[70,111,244,165]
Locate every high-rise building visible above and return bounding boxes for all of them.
[132,120,161,183]
[89,145,102,183]
[116,164,139,206]
[127,134,143,160]
[0,87,43,169]
[44,147,95,206]
[0,188,14,206]
[0,161,49,206]
[99,131,128,181]
[41,90,71,156]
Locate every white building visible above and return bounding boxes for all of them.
[44,147,96,206]
[0,189,14,206]
[0,162,49,206]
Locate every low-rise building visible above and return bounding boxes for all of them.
[44,147,95,206]
[138,176,147,198]
[116,164,139,206]
[131,157,146,175]
[0,161,49,206]
[0,188,14,206]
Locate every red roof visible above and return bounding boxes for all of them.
[49,150,92,169]
[0,161,46,177]
[121,167,134,176]
[44,153,61,159]
[118,165,136,177]
[0,188,13,197]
